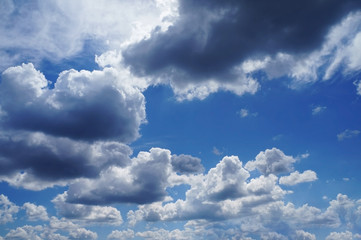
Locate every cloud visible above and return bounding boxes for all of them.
[212,147,222,156]
[239,109,249,118]
[0,0,178,70]
[128,154,288,223]
[355,80,361,95]
[261,232,287,240]
[107,229,134,240]
[337,129,360,141]
[239,108,258,118]
[22,203,49,221]
[122,0,361,99]
[0,131,132,190]
[312,106,327,115]
[245,148,297,176]
[294,230,316,240]
[52,193,123,225]
[171,154,204,174]
[326,231,353,240]
[64,148,173,205]
[68,228,97,240]
[0,194,19,224]
[4,225,44,240]
[279,170,318,186]
[0,63,146,142]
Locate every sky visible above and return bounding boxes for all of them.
[1,0,361,239]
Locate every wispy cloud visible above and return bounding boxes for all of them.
[312,105,327,115]
[337,129,360,141]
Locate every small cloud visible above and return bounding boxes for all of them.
[272,134,283,141]
[212,147,222,156]
[337,129,360,141]
[353,80,361,95]
[296,152,310,160]
[239,108,249,118]
[343,177,350,181]
[238,108,258,118]
[279,170,318,186]
[323,196,328,200]
[312,105,327,115]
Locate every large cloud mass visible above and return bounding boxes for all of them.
[122,0,361,100]
[0,63,145,142]
[0,63,146,189]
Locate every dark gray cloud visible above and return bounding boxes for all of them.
[123,0,361,81]
[0,63,145,143]
[0,131,131,185]
[171,154,204,174]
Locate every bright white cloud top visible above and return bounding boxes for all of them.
[1,0,361,239]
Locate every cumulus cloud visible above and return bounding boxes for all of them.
[337,129,360,141]
[69,228,97,240]
[245,148,297,176]
[326,231,353,240]
[64,148,173,205]
[279,170,318,186]
[0,194,19,224]
[4,225,44,240]
[22,203,48,221]
[107,229,134,240]
[171,154,204,174]
[0,63,146,142]
[261,232,287,240]
[52,193,123,225]
[0,62,151,189]
[127,154,287,223]
[294,230,316,240]
[123,149,361,238]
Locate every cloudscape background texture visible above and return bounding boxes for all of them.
[1,0,361,239]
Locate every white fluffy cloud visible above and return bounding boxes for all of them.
[294,230,316,240]
[52,193,123,225]
[0,194,19,224]
[245,148,297,176]
[279,170,318,186]
[23,203,49,221]
[68,228,97,240]
[107,229,134,240]
[127,154,287,223]
[326,231,353,240]
[0,0,179,70]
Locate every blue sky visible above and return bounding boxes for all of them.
[1,0,361,239]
